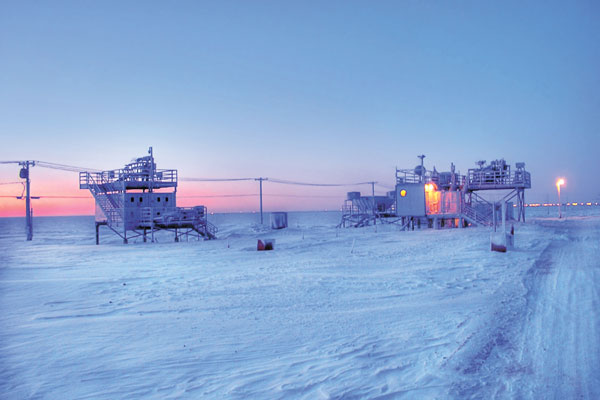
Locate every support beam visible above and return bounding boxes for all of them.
[123,181,127,244]
[519,189,526,222]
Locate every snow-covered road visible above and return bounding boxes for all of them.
[1,212,599,399]
[447,217,600,399]
[511,218,600,398]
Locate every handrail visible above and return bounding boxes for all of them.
[467,170,531,189]
[82,168,178,186]
[84,172,124,225]
[461,199,493,226]
[396,169,422,184]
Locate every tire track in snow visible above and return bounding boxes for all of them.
[510,220,600,399]
[449,218,600,399]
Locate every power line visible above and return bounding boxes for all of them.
[35,161,101,172]
[0,181,23,186]
[0,160,101,172]
[3,161,385,187]
[0,195,91,199]
[36,195,92,199]
[268,178,376,187]
[179,194,258,198]
[180,177,255,182]
[180,193,342,199]
[2,160,390,207]
[182,176,382,187]
[267,194,341,198]
[1,193,343,200]
[376,183,395,190]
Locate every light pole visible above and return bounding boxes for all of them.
[556,178,565,218]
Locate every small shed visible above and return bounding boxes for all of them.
[270,212,288,229]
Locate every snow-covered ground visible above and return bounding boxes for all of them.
[1,208,599,399]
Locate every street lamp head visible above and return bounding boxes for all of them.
[556,178,565,218]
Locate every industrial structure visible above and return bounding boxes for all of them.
[340,156,531,229]
[79,148,217,244]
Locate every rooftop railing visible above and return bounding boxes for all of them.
[80,169,177,188]
[466,169,531,189]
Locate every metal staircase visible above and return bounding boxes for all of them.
[461,193,493,227]
[80,172,124,227]
[152,206,218,240]
[338,201,375,228]
[193,220,218,240]
[338,213,373,228]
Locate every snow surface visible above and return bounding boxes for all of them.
[1,208,599,399]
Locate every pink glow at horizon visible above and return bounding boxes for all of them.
[0,175,345,217]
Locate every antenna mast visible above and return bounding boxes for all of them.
[417,155,426,183]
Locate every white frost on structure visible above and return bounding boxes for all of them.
[0,208,599,399]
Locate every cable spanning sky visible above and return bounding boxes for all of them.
[1,1,599,216]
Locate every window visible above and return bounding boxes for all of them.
[130,197,134,203]
[165,197,169,202]
[157,197,161,202]
[139,197,143,202]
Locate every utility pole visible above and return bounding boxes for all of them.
[255,177,268,224]
[371,181,376,224]
[19,161,35,240]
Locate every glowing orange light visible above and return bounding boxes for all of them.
[556,178,565,187]
[424,182,438,192]
[400,189,407,197]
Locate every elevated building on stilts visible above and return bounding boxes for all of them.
[79,147,217,244]
[339,156,531,230]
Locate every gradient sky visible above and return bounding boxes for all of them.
[1,1,599,216]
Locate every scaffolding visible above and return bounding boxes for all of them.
[395,158,530,229]
[465,160,530,222]
[339,156,531,230]
[338,191,396,227]
[79,148,217,244]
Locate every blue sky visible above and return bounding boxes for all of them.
[1,0,599,212]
